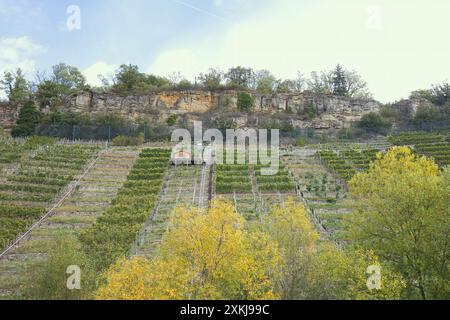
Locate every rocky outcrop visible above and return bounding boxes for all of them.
[56,90,381,130]
[0,103,20,129]
[390,98,434,117]
[0,90,382,130]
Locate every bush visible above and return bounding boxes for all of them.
[413,106,441,125]
[357,112,392,135]
[296,137,307,147]
[111,133,144,146]
[11,101,42,137]
[298,102,317,120]
[22,235,97,300]
[237,92,254,112]
[167,114,178,126]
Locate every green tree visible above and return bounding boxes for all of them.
[345,70,371,99]
[357,112,392,135]
[112,64,170,94]
[413,105,441,125]
[225,66,256,89]
[167,114,178,126]
[307,71,333,94]
[36,80,62,107]
[256,70,277,94]
[198,68,223,90]
[298,102,317,120]
[52,63,88,93]
[36,63,88,106]
[113,64,149,94]
[237,92,254,112]
[11,101,42,137]
[410,89,434,101]
[332,64,347,96]
[348,147,450,299]
[22,235,97,300]
[276,73,306,93]
[431,81,450,106]
[0,69,30,103]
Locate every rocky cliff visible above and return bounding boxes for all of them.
[0,90,382,130]
[0,103,21,129]
[56,90,381,130]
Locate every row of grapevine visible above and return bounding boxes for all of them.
[0,143,100,249]
[215,164,252,193]
[79,148,171,271]
[389,132,450,167]
[317,151,357,181]
[0,137,56,170]
[254,164,295,193]
[388,132,445,146]
[414,143,450,167]
[340,149,379,171]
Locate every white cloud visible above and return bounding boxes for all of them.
[148,48,206,80]
[148,0,450,102]
[0,36,46,75]
[83,61,119,87]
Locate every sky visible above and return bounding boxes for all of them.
[0,0,449,103]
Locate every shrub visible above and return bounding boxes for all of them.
[237,92,254,112]
[21,235,97,300]
[11,101,42,137]
[111,133,144,146]
[357,112,392,135]
[167,114,178,126]
[298,102,317,120]
[413,106,441,125]
[296,137,306,147]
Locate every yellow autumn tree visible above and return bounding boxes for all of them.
[260,198,319,299]
[348,147,450,299]
[261,198,405,300]
[96,199,281,300]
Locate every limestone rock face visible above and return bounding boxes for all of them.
[0,103,20,129]
[1,90,382,130]
[390,98,433,117]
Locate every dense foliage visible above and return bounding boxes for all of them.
[348,147,450,299]
[97,198,405,300]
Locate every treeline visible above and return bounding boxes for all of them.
[0,63,373,107]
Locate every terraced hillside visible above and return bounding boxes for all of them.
[133,163,212,257]
[0,147,138,299]
[214,148,296,221]
[282,141,389,244]
[389,132,450,167]
[79,148,171,271]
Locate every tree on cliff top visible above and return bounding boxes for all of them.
[225,66,256,89]
[197,68,223,90]
[0,68,31,103]
[112,64,170,94]
[35,63,89,107]
[332,64,348,96]
[52,63,88,93]
[307,66,371,99]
